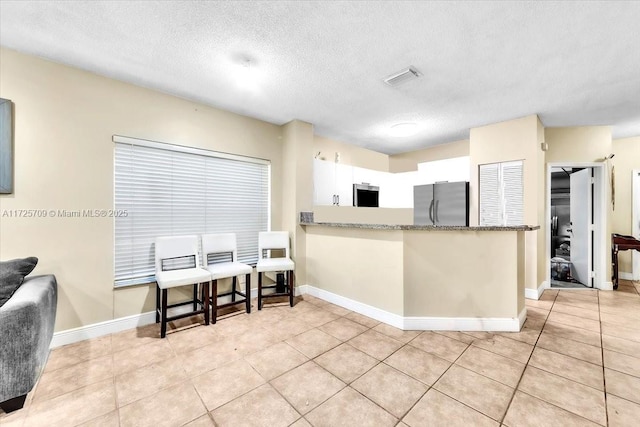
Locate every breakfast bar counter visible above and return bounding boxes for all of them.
[301,217,539,332]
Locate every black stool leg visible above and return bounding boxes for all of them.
[232,276,237,302]
[193,284,198,311]
[212,279,218,324]
[258,272,263,310]
[155,284,160,323]
[161,288,168,338]
[289,270,294,307]
[245,273,251,313]
[203,281,210,325]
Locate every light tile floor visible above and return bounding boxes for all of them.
[2,280,640,426]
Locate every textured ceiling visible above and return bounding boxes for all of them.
[1,1,639,154]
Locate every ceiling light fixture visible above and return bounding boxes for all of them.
[389,122,418,137]
[237,58,258,90]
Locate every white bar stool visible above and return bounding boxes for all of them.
[154,235,211,338]
[255,231,295,310]
[202,233,252,323]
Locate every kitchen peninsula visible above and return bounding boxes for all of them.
[301,209,538,332]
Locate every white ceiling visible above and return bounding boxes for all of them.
[1,1,639,155]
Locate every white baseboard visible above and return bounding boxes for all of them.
[620,272,634,281]
[599,281,614,291]
[518,307,527,329]
[51,311,157,348]
[302,285,404,329]
[51,285,308,349]
[525,281,547,300]
[404,313,523,332]
[303,284,524,332]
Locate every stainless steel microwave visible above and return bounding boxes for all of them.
[353,183,379,207]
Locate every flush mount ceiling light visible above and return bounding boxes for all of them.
[236,58,258,90]
[389,122,418,137]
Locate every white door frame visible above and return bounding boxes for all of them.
[546,163,608,290]
[633,169,640,280]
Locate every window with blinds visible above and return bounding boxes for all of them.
[113,136,270,287]
[479,160,523,226]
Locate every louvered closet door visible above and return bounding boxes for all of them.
[502,161,523,226]
[479,161,523,226]
[479,163,501,226]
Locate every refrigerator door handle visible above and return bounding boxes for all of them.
[429,199,434,223]
[435,200,440,223]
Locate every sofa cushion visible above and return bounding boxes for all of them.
[0,257,38,308]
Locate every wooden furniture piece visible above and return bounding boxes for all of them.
[612,233,640,290]
[202,233,252,323]
[155,235,211,338]
[256,231,295,309]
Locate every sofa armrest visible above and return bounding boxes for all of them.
[0,275,57,402]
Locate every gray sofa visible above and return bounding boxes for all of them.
[0,275,57,412]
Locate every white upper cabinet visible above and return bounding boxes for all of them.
[335,162,354,206]
[313,158,337,205]
[352,166,382,187]
[416,156,470,185]
[313,159,353,206]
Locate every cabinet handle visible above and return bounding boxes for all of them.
[429,200,434,223]
[337,195,340,206]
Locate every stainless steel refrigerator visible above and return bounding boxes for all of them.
[414,181,469,226]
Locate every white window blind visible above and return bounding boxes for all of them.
[114,136,270,287]
[479,160,523,226]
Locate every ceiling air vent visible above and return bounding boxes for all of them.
[383,66,422,86]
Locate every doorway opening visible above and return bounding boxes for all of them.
[547,163,607,290]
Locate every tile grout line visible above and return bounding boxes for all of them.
[599,289,609,427]
[497,289,557,426]
[264,312,380,426]
[364,331,436,423]
[517,290,611,427]
[395,338,474,424]
[299,318,401,421]
[110,334,121,427]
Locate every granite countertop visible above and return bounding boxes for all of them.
[300,220,539,231]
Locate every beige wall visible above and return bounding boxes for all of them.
[546,127,613,163]
[470,115,541,225]
[282,120,314,286]
[313,206,412,225]
[389,139,470,173]
[612,136,640,273]
[0,48,285,331]
[469,115,542,293]
[313,135,389,171]
[306,227,405,315]
[403,230,523,318]
[305,226,524,319]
